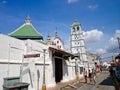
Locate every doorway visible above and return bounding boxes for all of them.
[55,58,63,83]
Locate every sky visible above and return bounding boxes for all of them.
[0,0,120,62]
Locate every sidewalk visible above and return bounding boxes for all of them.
[47,73,101,90]
[77,71,116,90]
[47,78,86,90]
[47,79,77,90]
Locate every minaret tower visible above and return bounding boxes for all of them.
[70,20,88,67]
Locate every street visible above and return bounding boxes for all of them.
[77,71,116,90]
[55,71,116,90]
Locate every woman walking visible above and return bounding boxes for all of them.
[91,69,96,85]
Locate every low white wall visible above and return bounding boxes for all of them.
[0,34,51,90]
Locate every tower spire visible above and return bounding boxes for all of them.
[25,15,31,24]
[47,31,51,40]
[55,27,58,38]
[74,19,77,22]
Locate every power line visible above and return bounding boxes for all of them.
[101,56,113,60]
[99,47,119,56]
[101,52,119,61]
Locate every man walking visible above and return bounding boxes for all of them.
[83,68,87,83]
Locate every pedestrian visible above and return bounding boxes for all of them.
[100,65,102,72]
[91,69,96,85]
[88,69,92,83]
[83,68,87,83]
[109,66,113,76]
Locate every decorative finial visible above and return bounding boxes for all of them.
[74,19,77,22]
[47,31,51,40]
[25,15,31,24]
[55,27,58,38]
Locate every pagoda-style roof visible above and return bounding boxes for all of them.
[9,16,43,40]
[71,20,80,27]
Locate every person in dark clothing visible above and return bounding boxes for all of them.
[109,66,113,76]
[88,69,92,83]
[83,68,87,83]
[100,65,102,72]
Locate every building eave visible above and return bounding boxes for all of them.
[49,47,73,57]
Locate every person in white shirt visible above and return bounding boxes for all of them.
[91,69,96,85]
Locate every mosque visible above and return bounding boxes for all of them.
[0,16,100,90]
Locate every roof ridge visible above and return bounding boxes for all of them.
[8,23,26,35]
[30,23,43,36]
[9,23,43,37]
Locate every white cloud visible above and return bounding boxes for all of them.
[115,30,120,38]
[95,48,106,54]
[83,29,103,43]
[109,30,120,46]
[109,37,117,46]
[88,4,98,10]
[106,30,120,53]
[2,0,7,3]
[0,0,7,4]
[68,0,79,4]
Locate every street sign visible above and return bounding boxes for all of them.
[24,54,40,58]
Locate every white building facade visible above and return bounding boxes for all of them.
[0,34,77,90]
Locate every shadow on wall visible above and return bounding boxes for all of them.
[63,60,69,76]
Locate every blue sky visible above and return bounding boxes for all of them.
[0,0,120,61]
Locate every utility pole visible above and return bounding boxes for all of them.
[42,49,46,90]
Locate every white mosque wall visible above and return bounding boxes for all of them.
[68,65,76,80]
[0,34,57,90]
[62,60,83,82]
[0,34,81,90]
[62,60,69,82]
[0,34,25,90]
[0,34,25,63]
[0,34,10,61]
[0,34,50,90]
[0,64,8,90]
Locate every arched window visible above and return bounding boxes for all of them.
[57,41,59,43]
[77,26,79,30]
[73,27,75,32]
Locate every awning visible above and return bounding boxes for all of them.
[49,47,73,57]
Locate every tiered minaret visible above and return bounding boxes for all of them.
[70,20,88,67]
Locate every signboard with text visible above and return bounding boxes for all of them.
[24,54,40,58]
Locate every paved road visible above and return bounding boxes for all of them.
[77,72,116,90]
